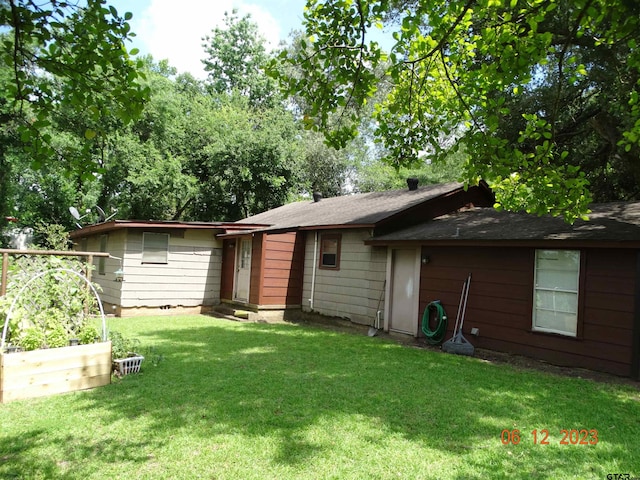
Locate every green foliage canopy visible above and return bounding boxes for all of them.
[0,0,149,174]
[271,0,640,221]
[202,9,279,108]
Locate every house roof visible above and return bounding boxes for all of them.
[367,202,640,245]
[69,220,262,239]
[234,182,464,232]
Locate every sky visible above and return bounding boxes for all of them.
[107,0,307,79]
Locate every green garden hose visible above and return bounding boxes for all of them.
[422,301,448,345]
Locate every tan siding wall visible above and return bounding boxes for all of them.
[79,230,126,311]
[302,230,387,324]
[120,229,223,308]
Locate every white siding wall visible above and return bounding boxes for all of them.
[120,229,223,308]
[302,229,387,325]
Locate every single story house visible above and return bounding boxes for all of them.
[220,181,495,325]
[69,220,259,316]
[366,203,640,378]
[71,181,493,322]
[69,182,640,378]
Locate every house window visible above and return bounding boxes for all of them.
[98,235,108,275]
[143,232,170,264]
[319,234,341,269]
[532,250,580,337]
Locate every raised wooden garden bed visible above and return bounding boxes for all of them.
[0,341,112,403]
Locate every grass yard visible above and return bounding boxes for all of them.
[1,314,639,479]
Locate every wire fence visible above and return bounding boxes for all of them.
[0,249,108,297]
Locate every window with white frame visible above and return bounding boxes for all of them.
[142,232,170,264]
[532,249,580,336]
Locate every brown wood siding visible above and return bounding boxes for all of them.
[258,232,304,306]
[249,234,264,306]
[419,246,637,377]
[220,238,236,301]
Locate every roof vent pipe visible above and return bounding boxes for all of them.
[407,178,419,191]
[313,192,323,202]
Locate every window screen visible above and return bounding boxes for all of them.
[142,232,170,264]
[532,250,580,336]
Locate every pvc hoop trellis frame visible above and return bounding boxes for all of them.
[1,268,107,350]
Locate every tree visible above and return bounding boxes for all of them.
[94,58,200,221]
[0,1,149,234]
[298,131,351,197]
[0,0,149,174]
[186,95,302,221]
[275,30,392,198]
[272,0,640,222]
[202,10,278,108]
[355,149,467,192]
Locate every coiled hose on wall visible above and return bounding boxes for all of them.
[422,301,448,345]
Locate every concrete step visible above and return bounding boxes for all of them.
[210,305,256,322]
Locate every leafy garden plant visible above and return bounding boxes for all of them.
[0,254,103,351]
[108,330,141,359]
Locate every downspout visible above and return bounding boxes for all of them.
[309,231,318,310]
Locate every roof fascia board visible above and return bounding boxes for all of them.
[364,239,640,249]
[70,220,244,238]
[218,223,376,238]
[298,224,375,231]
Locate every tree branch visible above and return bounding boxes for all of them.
[333,0,369,128]
[404,0,476,66]
[552,0,594,138]
[9,0,25,113]
[439,49,483,134]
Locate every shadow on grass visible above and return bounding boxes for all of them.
[3,317,639,479]
[91,320,640,476]
[0,427,158,479]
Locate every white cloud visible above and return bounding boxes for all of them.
[135,0,283,79]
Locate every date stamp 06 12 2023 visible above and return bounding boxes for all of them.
[501,429,639,480]
[500,428,598,445]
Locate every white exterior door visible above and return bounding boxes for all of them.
[387,248,420,335]
[234,238,252,302]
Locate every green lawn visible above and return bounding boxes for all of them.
[1,314,639,479]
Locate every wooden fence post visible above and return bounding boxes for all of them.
[1,252,8,297]
[85,254,93,315]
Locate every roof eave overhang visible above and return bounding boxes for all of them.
[364,238,640,249]
[217,223,377,238]
[70,221,262,239]
[299,223,375,231]
[374,187,465,230]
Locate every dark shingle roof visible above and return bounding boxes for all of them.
[371,202,640,243]
[236,182,463,231]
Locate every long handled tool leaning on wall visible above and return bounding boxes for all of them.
[442,273,475,356]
